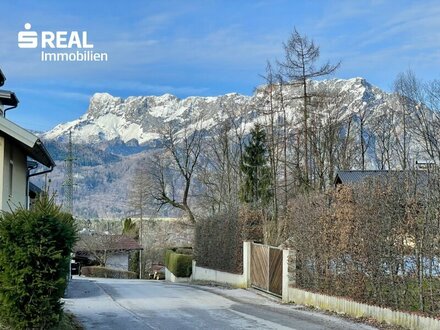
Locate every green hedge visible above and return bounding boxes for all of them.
[0,196,77,330]
[164,248,192,278]
[81,266,138,279]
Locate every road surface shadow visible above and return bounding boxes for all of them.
[65,278,102,299]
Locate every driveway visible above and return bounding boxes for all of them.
[64,277,377,330]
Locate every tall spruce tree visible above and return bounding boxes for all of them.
[240,124,272,207]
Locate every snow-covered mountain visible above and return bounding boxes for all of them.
[42,92,250,144]
[37,78,412,219]
[43,77,391,144]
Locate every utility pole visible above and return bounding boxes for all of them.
[63,130,74,214]
[139,194,143,279]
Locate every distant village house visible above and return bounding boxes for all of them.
[74,234,143,271]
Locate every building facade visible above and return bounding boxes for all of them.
[0,110,54,211]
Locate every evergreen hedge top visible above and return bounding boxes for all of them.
[164,249,192,278]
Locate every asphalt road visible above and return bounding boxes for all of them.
[64,277,377,330]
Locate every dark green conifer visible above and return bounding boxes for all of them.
[240,123,272,207]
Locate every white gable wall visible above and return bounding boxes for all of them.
[0,137,28,211]
[106,252,129,271]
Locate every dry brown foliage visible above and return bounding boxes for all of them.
[285,172,440,316]
[194,209,244,274]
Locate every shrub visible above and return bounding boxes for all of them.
[0,196,77,329]
[194,209,244,274]
[164,249,192,277]
[239,205,264,243]
[81,266,138,279]
[284,173,440,317]
[173,247,192,255]
[128,250,140,275]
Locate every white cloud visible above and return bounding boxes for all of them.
[14,87,91,102]
[110,81,209,96]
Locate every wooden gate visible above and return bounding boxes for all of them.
[250,242,282,296]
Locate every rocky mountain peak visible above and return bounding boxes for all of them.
[88,93,123,117]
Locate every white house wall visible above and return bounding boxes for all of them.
[106,252,129,271]
[0,137,4,210]
[0,137,27,212]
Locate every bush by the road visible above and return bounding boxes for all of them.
[284,173,440,317]
[164,249,192,277]
[81,266,138,279]
[194,210,244,274]
[0,196,77,330]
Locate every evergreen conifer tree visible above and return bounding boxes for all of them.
[240,124,272,207]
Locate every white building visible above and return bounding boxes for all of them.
[0,116,54,211]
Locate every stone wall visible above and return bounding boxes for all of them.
[141,218,194,267]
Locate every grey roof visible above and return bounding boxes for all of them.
[29,182,42,194]
[75,235,143,252]
[0,116,54,168]
[335,170,392,185]
[334,170,429,186]
[0,70,5,87]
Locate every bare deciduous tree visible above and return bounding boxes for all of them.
[259,61,282,223]
[308,89,346,189]
[197,119,242,213]
[371,108,394,170]
[148,118,205,224]
[278,28,340,186]
[394,70,440,165]
[127,161,152,277]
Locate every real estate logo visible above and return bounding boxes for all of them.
[18,23,108,62]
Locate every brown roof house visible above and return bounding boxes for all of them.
[74,234,143,271]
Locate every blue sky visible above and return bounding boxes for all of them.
[1,0,439,131]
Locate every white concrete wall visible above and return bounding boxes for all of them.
[288,287,440,330]
[190,241,251,288]
[106,252,129,271]
[0,138,27,212]
[165,267,192,283]
[192,261,247,288]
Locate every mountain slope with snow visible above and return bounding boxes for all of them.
[38,78,416,218]
[42,92,251,145]
[44,78,389,145]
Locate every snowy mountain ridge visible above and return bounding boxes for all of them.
[42,77,383,146]
[39,77,410,219]
[42,91,251,144]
